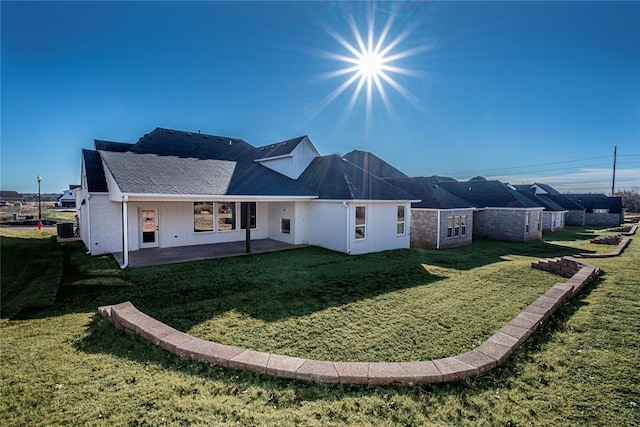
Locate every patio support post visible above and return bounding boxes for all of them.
[245,202,251,254]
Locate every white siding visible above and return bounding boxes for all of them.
[88,194,123,255]
[267,201,307,245]
[348,202,411,255]
[126,201,269,252]
[304,202,348,253]
[256,138,318,179]
[303,201,411,255]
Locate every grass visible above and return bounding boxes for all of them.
[1,225,638,425]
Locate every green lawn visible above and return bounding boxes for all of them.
[1,226,638,425]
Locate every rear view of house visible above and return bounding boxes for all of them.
[77,128,418,266]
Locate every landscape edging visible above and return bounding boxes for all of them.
[98,255,604,385]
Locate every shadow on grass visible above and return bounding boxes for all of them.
[72,272,605,402]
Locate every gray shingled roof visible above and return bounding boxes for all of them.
[128,128,258,161]
[299,155,418,200]
[342,150,408,179]
[100,151,238,195]
[384,177,474,209]
[85,127,418,201]
[439,180,543,209]
[563,194,622,213]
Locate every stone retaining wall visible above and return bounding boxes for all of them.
[98,257,601,385]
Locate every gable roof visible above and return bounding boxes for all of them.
[439,180,543,209]
[100,150,313,197]
[299,155,418,200]
[384,177,474,209]
[255,136,309,159]
[84,128,419,201]
[82,149,108,193]
[342,150,408,179]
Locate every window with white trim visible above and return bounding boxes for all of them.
[454,216,460,237]
[447,217,453,238]
[355,206,366,239]
[217,202,236,231]
[397,205,405,235]
[525,212,531,233]
[281,218,291,234]
[194,202,214,232]
[537,211,542,231]
[461,215,467,236]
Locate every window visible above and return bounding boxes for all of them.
[217,202,236,231]
[594,208,609,213]
[447,217,453,238]
[525,212,531,233]
[194,202,214,232]
[355,206,366,239]
[537,211,542,231]
[281,218,291,234]
[454,216,460,236]
[240,202,257,229]
[461,215,467,236]
[397,206,405,235]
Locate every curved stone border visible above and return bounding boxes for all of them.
[98,256,601,385]
[575,234,633,258]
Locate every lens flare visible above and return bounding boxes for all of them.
[306,3,433,130]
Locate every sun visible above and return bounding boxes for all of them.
[306,3,432,127]
[358,50,384,79]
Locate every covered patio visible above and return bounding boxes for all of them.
[113,238,305,268]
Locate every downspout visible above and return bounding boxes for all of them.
[85,194,92,255]
[436,210,441,249]
[120,195,129,269]
[343,202,350,254]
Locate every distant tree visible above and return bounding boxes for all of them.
[615,187,640,213]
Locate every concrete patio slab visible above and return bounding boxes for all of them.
[113,239,305,268]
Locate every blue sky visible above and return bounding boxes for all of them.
[2,1,638,194]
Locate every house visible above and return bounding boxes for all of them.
[512,185,567,231]
[77,128,418,267]
[563,193,624,227]
[514,183,623,227]
[57,185,80,208]
[384,176,476,249]
[438,178,544,242]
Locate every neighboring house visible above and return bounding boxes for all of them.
[513,185,567,231]
[344,151,474,249]
[57,185,80,208]
[563,193,624,227]
[438,179,545,242]
[1,190,24,205]
[78,128,418,266]
[384,176,476,249]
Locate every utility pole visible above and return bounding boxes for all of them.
[611,146,617,196]
[37,175,42,220]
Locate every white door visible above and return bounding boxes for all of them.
[140,208,159,248]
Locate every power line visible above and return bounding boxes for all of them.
[441,155,612,177]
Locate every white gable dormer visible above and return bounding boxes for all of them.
[255,136,320,179]
[532,184,548,195]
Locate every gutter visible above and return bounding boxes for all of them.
[85,194,92,254]
[120,195,129,269]
[436,210,441,250]
[343,201,350,254]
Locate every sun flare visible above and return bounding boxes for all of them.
[307,4,432,128]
